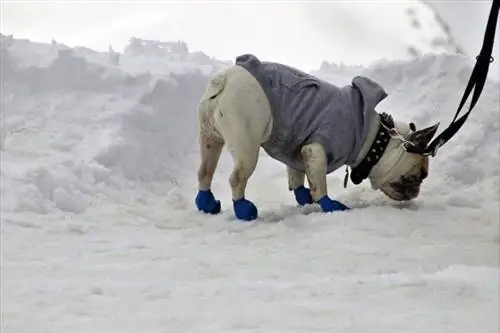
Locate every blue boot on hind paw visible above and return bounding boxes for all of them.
[293,185,313,206]
[233,197,258,221]
[195,189,221,214]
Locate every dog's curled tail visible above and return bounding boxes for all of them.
[198,72,226,116]
[197,71,228,138]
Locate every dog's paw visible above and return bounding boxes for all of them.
[233,197,258,221]
[293,185,313,206]
[195,189,221,214]
[317,195,350,212]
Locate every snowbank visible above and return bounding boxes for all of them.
[1,36,231,214]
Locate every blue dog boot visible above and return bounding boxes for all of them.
[293,185,313,206]
[233,197,258,221]
[195,189,221,214]
[317,195,350,212]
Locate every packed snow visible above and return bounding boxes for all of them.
[1,35,499,333]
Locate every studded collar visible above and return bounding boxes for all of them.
[347,113,393,186]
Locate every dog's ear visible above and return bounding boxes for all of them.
[407,122,440,148]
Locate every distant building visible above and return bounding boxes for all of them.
[125,37,189,57]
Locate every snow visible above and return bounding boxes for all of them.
[1,34,499,333]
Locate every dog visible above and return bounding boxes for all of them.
[195,54,439,221]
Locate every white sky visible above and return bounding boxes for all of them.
[1,1,498,75]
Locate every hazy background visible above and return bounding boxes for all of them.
[1,0,498,76]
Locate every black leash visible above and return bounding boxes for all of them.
[424,0,499,157]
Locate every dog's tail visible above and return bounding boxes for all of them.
[198,72,227,117]
[197,70,228,139]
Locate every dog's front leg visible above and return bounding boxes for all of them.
[301,143,350,212]
[287,166,313,206]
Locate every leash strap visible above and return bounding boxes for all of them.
[424,0,499,157]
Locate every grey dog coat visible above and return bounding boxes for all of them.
[234,54,388,174]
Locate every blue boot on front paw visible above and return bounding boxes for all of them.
[195,189,221,214]
[293,185,314,206]
[233,197,258,221]
[317,195,350,212]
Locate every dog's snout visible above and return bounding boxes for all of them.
[405,186,420,200]
[384,178,421,201]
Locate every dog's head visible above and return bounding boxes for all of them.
[369,120,440,201]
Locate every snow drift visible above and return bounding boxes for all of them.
[1,37,231,214]
[1,36,499,333]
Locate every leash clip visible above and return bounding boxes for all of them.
[475,54,495,63]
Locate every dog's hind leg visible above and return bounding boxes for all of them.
[224,132,261,221]
[198,134,224,191]
[195,73,227,215]
[195,132,225,214]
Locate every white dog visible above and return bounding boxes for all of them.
[195,54,439,221]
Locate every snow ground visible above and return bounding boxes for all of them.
[1,37,499,333]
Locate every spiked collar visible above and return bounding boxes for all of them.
[346,112,394,186]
